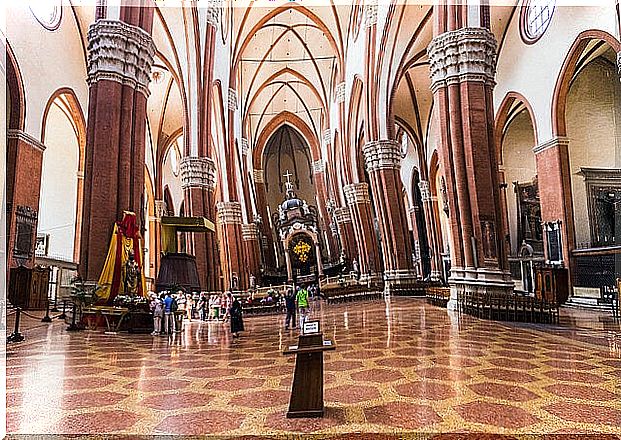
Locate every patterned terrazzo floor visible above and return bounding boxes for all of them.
[5,297,621,437]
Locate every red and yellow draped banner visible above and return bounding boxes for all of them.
[97,212,147,304]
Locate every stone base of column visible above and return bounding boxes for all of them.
[383,270,421,296]
[446,267,514,311]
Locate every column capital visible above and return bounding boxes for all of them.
[217,201,243,225]
[242,223,259,241]
[205,1,221,27]
[427,27,497,93]
[363,140,401,172]
[533,136,569,155]
[333,206,352,224]
[343,182,371,205]
[87,19,156,97]
[253,169,265,184]
[364,3,378,27]
[180,156,216,189]
[418,180,432,202]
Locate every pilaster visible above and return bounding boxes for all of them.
[80,17,155,283]
[343,182,381,276]
[363,140,417,292]
[428,27,513,307]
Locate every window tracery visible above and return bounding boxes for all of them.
[520,0,556,44]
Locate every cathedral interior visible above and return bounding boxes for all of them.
[3,0,621,437]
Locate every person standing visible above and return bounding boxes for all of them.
[150,294,164,335]
[186,294,194,322]
[296,285,310,330]
[230,296,244,338]
[198,294,208,321]
[284,288,297,330]
[163,291,176,335]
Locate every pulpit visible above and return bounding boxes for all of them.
[283,321,335,418]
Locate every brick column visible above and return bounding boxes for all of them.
[217,201,247,291]
[180,156,219,291]
[344,183,382,280]
[79,18,155,282]
[6,130,45,269]
[253,169,277,269]
[419,180,443,281]
[313,159,339,261]
[533,137,575,269]
[242,223,261,283]
[363,140,417,293]
[333,207,356,264]
[428,27,512,308]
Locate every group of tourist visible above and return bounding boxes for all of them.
[149,291,244,338]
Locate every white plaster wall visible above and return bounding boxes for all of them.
[566,59,621,247]
[37,105,79,262]
[495,5,618,143]
[501,110,537,255]
[162,141,184,214]
[7,4,88,140]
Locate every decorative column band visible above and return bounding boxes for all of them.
[87,19,156,97]
[363,140,402,172]
[532,136,570,155]
[228,88,238,111]
[180,156,216,190]
[242,223,259,241]
[617,52,620,80]
[216,201,243,225]
[365,4,378,27]
[154,200,167,219]
[343,182,371,205]
[418,180,432,202]
[312,159,326,174]
[333,206,352,224]
[335,82,346,103]
[205,4,220,27]
[427,27,497,93]
[240,138,249,156]
[323,129,332,146]
[7,129,46,152]
[253,169,264,184]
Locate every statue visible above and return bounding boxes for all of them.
[124,251,141,296]
[249,274,256,289]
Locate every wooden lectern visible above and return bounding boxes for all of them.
[283,321,335,418]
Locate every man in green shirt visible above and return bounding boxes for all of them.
[295,285,310,330]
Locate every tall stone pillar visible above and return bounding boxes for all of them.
[313,160,339,261]
[6,130,45,269]
[181,156,219,291]
[343,183,382,279]
[242,223,261,283]
[419,180,443,281]
[217,201,247,291]
[79,18,155,282]
[363,140,417,293]
[253,169,277,269]
[333,207,356,264]
[428,27,512,308]
[533,137,575,269]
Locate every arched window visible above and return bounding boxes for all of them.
[520,0,556,44]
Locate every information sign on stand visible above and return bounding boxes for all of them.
[283,320,335,418]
